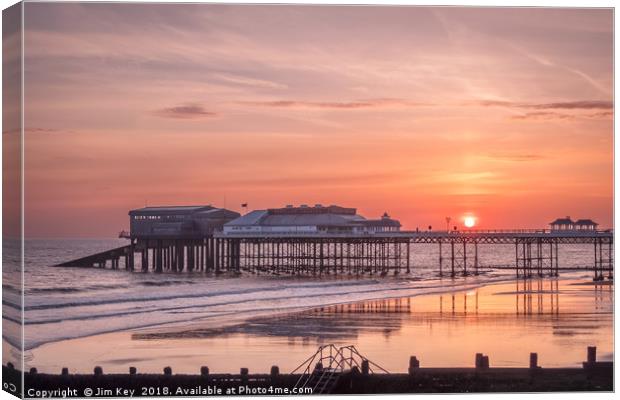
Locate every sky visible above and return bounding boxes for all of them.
[19,3,613,237]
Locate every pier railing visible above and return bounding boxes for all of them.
[217,229,613,239]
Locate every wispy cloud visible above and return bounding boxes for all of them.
[587,111,614,118]
[212,73,288,90]
[510,44,611,96]
[153,104,217,119]
[3,127,65,135]
[475,99,612,110]
[237,98,431,110]
[487,153,546,162]
[511,111,576,121]
[524,100,613,110]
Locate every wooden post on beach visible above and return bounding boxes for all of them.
[409,356,420,375]
[163,366,172,375]
[94,366,103,376]
[361,360,370,375]
[129,367,137,375]
[29,367,37,375]
[240,367,249,384]
[475,353,483,369]
[587,346,597,364]
[530,353,539,369]
[201,366,209,376]
[270,365,280,377]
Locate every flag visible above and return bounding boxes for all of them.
[241,203,248,208]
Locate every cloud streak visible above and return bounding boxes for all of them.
[237,98,431,110]
[476,99,612,110]
[153,104,217,119]
[487,153,546,162]
[510,111,576,121]
[524,100,613,110]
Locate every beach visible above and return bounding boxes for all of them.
[24,276,613,375]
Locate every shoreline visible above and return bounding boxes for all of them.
[22,275,613,374]
[17,272,537,352]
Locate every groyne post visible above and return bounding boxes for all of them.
[475,353,483,369]
[361,360,369,375]
[587,346,597,364]
[409,356,420,375]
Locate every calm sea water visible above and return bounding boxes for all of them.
[2,239,598,357]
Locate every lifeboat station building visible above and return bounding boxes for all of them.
[129,205,240,239]
[223,204,401,235]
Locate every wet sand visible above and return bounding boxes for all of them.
[26,277,613,374]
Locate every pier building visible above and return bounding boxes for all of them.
[549,217,598,231]
[574,219,599,231]
[223,205,401,235]
[129,205,240,238]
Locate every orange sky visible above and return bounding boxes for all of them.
[20,4,613,237]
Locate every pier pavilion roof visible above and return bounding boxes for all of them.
[129,205,215,215]
[362,218,402,228]
[549,217,574,225]
[224,208,363,227]
[224,204,401,231]
[574,219,598,226]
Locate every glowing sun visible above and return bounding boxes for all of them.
[464,216,476,228]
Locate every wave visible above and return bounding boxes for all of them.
[14,273,533,351]
[23,280,490,325]
[19,277,386,311]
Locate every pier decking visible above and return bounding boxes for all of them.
[53,230,613,280]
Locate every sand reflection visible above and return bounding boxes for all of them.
[27,278,613,373]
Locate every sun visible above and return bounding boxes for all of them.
[464,216,476,228]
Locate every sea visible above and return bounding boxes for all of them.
[2,238,600,362]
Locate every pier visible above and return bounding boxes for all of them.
[54,230,613,280]
[52,204,613,280]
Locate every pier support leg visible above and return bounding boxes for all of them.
[474,240,478,275]
[462,241,467,276]
[450,240,455,277]
[155,240,163,273]
[438,241,443,277]
[141,246,149,272]
[406,240,410,273]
